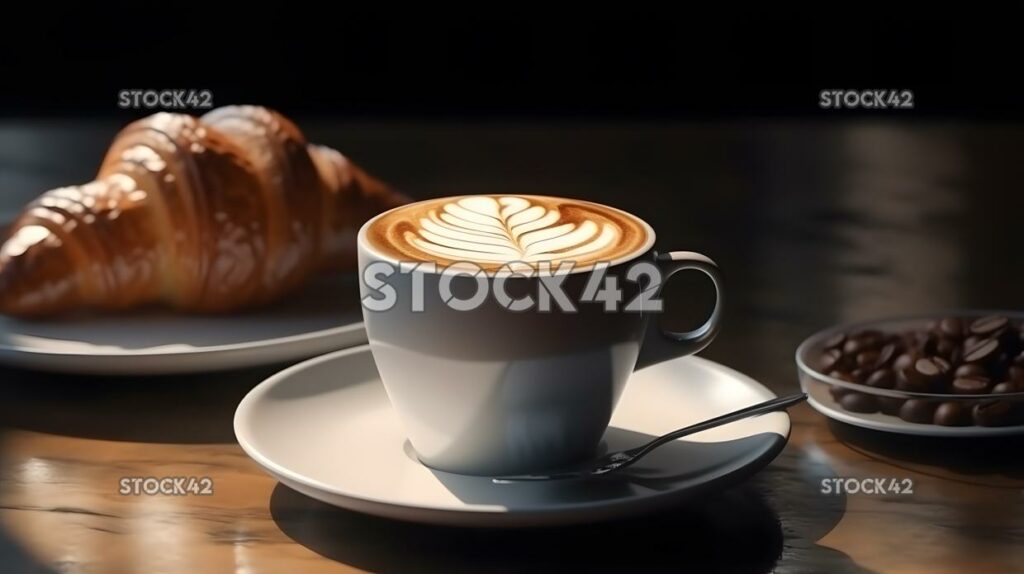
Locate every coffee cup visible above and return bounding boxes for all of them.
[357,194,722,475]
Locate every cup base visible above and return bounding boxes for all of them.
[403,438,608,477]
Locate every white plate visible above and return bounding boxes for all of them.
[234,346,791,527]
[0,273,365,375]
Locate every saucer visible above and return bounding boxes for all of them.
[235,346,790,527]
[0,273,365,375]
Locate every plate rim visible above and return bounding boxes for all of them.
[234,346,791,526]
[0,318,364,359]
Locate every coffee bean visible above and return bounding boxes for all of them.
[855,329,884,342]
[973,400,1017,427]
[970,315,1010,337]
[893,352,917,373]
[934,337,957,359]
[843,338,867,355]
[829,385,849,401]
[914,357,945,377]
[955,363,986,378]
[964,335,982,351]
[828,370,856,383]
[839,393,879,413]
[963,338,1000,364]
[938,317,964,339]
[991,381,1020,395]
[899,399,937,424]
[820,349,843,372]
[934,402,972,426]
[949,345,963,365]
[878,396,905,415]
[856,350,879,368]
[1010,365,1024,384]
[951,376,992,394]
[897,368,930,392]
[875,343,897,368]
[851,368,870,383]
[865,369,895,389]
[823,332,846,350]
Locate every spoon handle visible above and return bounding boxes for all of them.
[626,392,807,462]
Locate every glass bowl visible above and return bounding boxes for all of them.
[796,311,1024,436]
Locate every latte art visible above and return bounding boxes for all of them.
[365,195,651,271]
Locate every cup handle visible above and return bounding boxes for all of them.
[654,251,724,355]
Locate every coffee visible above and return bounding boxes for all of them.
[364,195,651,271]
[357,193,723,475]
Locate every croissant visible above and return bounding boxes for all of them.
[0,106,408,317]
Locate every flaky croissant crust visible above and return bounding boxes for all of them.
[0,106,407,317]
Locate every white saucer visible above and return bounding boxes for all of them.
[234,346,791,527]
[0,273,365,375]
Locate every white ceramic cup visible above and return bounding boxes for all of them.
[357,197,723,476]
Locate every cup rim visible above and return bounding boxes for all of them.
[356,194,658,277]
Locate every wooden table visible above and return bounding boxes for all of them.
[1,119,1022,573]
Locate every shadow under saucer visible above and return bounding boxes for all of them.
[270,481,784,574]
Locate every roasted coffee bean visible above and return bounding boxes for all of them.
[855,329,884,343]
[897,369,929,392]
[973,400,1017,427]
[955,363,987,378]
[899,399,937,424]
[875,343,897,368]
[865,369,895,389]
[934,402,972,426]
[843,338,867,355]
[963,335,982,351]
[829,385,849,401]
[1010,365,1024,385]
[851,368,870,382]
[970,315,1010,337]
[907,357,950,388]
[951,376,992,394]
[878,396,905,415]
[893,352,917,373]
[839,392,879,413]
[938,317,964,338]
[828,370,856,383]
[856,350,879,368]
[820,349,843,372]
[934,337,957,359]
[949,345,963,366]
[823,332,846,350]
[991,381,1020,395]
[963,338,1000,364]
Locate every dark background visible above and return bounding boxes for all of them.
[0,16,1018,119]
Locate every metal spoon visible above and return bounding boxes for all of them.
[492,392,806,483]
